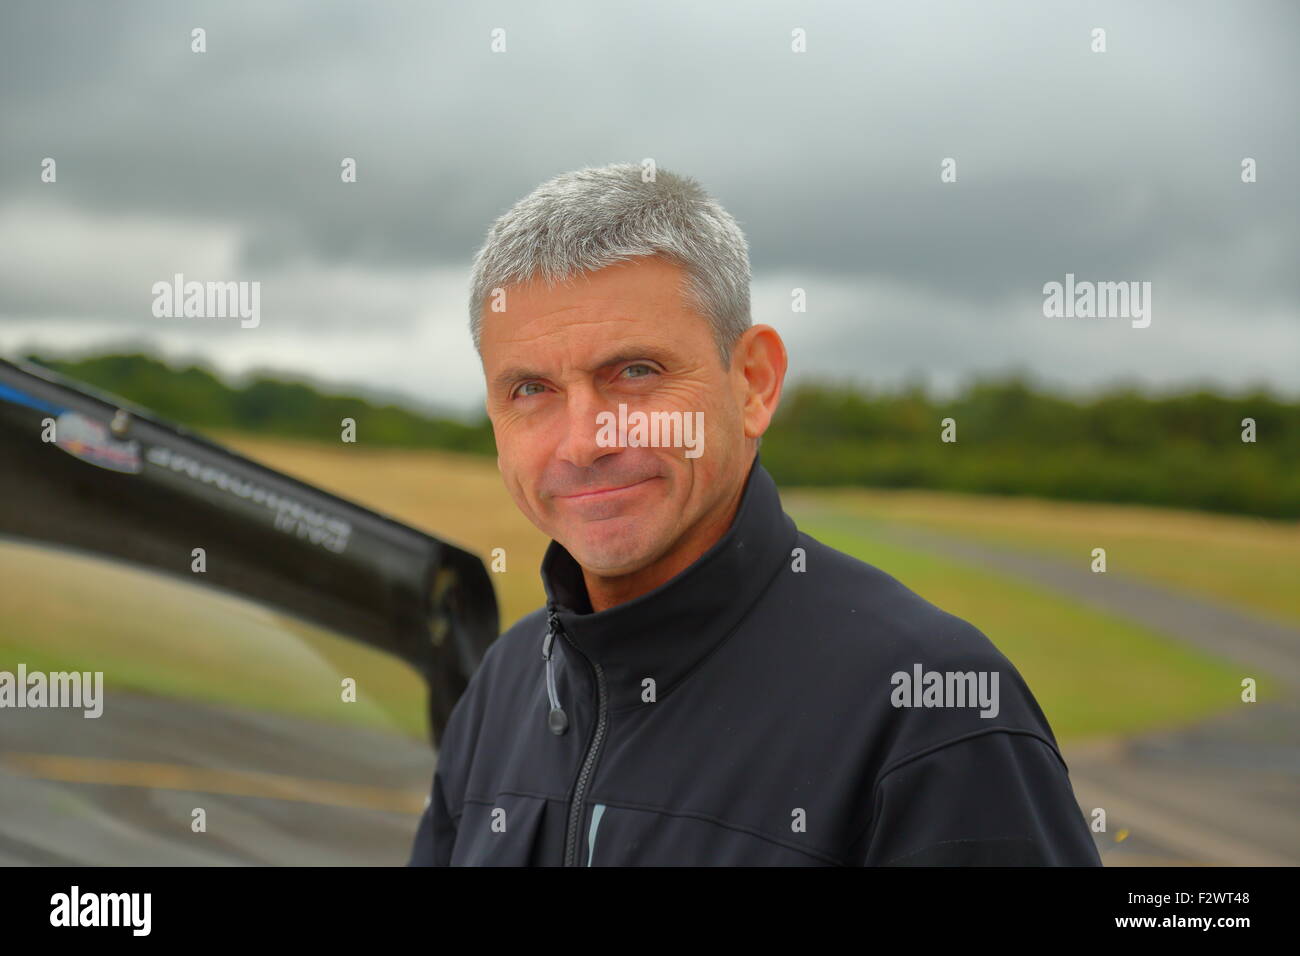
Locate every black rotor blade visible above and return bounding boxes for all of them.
[0,357,498,746]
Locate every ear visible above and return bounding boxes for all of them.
[730,325,788,440]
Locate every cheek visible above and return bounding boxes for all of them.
[499,460,543,528]
[492,417,535,467]
[495,430,552,511]
[702,394,741,449]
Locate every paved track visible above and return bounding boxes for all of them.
[0,692,434,866]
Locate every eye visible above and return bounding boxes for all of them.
[620,363,656,380]
[514,382,547,399]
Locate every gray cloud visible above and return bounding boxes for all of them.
[1,0,1296,408]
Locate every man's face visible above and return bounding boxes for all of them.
[480,256,752,579]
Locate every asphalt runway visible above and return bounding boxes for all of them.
[0,691,435,866]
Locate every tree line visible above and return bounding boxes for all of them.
[28,353,1298,518]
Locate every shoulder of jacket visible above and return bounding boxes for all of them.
[789,530,1007,666]
[779,530,1059,749]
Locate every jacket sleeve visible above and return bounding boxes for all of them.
[857,729,1102,866]
[407,627,507,866]
[408,765,456,866]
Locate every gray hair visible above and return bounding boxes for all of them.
[468,162,751,364]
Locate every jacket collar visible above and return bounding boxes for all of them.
[540,454,797,712]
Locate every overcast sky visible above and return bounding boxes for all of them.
[1,0,1296,412]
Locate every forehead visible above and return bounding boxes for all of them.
[479,256,712,359]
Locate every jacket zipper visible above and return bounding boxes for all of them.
[548,608,608,867]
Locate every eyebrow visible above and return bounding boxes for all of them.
[492,346,679,392]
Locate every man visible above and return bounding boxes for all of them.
[409,162,1102,866]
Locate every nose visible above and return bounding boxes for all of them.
[553,383,619,470]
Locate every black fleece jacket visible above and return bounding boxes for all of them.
[409,456,1102,866]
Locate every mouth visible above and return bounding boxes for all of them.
[555,476,658,502]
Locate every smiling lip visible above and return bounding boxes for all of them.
[556,477,656,501]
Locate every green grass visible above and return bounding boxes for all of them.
[786,486,1300,628]
[796,515,1248,742]
[0,540,430,739]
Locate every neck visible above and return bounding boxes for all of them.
[580,474,748,613]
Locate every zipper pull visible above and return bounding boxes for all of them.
[543,608,569,735]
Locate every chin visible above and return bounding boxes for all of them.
[565,521,661,576]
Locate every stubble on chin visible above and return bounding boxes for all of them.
[563,519,651,575]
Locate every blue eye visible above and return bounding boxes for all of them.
[515,382,546,398]
[622,364,655,379]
